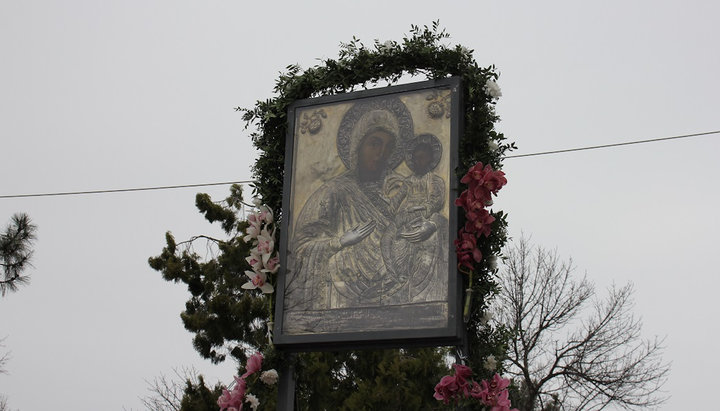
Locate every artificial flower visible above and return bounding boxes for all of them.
[260,369,279,385]
[218,377,247,411]
[455,229,482,271]
[465,208,495,238]
[263,255,280,274]
[484,79,502,100]
[483,355,498,371]
[245,393,259,410]
[453,363,473,395]
[246,252,263,271]
[243,223,260,243]
[256,230,275,263]
[242,352,264,378]
[433,375,459,404]
[242,271,274,294]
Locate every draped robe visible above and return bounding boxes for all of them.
[286,172,400,310]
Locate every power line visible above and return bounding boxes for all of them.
[1,130,718,199]
[503,130,719,159]
[0,180,253,199]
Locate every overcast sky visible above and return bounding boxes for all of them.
[1,1,718,409]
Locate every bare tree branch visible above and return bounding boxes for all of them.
[495,237,669,410]
[140,366,203,411]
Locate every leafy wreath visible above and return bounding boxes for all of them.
[239,22,514,337]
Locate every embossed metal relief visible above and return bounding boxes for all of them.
[425,90,452,119]
[275,78,461,349]
[299,109,327,134]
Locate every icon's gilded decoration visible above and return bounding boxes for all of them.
[299,109,327,135]
[425,91,451,119]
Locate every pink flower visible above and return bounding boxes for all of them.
[465,208,495,238]
[455,229,482,271]
[433,375,459,404]
[246,252,262,271]
[460,162,491,186]
[256,230,275,263]
[486,373,511,393]
[453,363,473,395]
[217,389,234,409]
[218,376,247,411]
[457,162,506,209]
[242,352,263,378]
[478,374,514,409]
[469,380,486,399]
[243,222,260,243]
[263,255,280,274]
[241,270,274,294]
[469,184,492,205]
[484,169,507,193]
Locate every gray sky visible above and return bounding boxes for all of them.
[1,1,718,409]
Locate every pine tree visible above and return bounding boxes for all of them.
[1,213,36,296]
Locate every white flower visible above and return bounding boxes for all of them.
[382,40,394,50]
[483,79,502,100]
[260,369,279,385]
[459,45,472,56]
[488,140,499,151]
[480,310,493,326]
[245,393,259,410]
[243,222,260,243]
[242,270,274,294]
[252,197,262,207]
[483,355,497,371]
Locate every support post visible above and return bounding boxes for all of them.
[277,353,296,411]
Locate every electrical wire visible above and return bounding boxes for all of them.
[503,130,719,159]
[1,130,718,199]
[0,181,254,199]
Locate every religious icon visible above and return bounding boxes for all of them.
[274,78,462,349]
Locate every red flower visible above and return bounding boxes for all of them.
[465,209,495,238]
[433,375,460,404]
[452,363,473,395]
[460,162,491,186]
[459,162,507,200]
[470,184,492,205]
[484,169,507,193]
[455,229,482,271]
[478,374,514,410]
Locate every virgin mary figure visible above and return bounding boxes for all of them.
[284,96,413,311]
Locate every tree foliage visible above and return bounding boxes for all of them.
[1,213,37,296]
[496,238,669,410]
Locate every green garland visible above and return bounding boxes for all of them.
[239,21,515,370]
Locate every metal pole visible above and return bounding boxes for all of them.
[277,353,296,411]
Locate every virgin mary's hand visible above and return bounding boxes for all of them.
[399,220,436,243]
[340,221,376,247]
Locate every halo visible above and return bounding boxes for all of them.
[336,96,414,171]
[406,133,443,173]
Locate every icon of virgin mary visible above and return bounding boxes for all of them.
[284,96,414,310]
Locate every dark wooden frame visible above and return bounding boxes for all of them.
[273,77,463,351]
